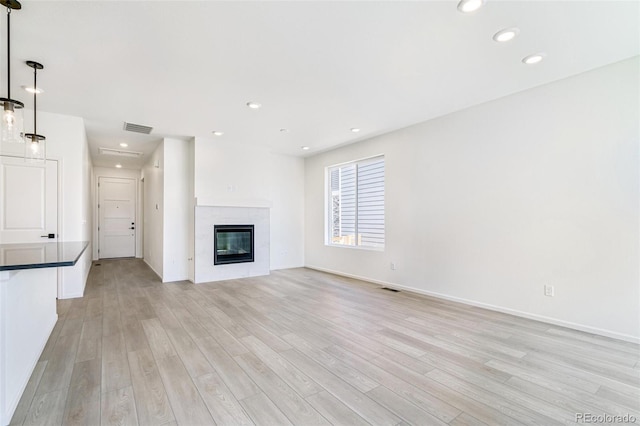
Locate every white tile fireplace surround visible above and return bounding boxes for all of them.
[195,206,270,283]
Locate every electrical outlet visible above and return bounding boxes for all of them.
[544,285,554,297]
[390,262,396,270]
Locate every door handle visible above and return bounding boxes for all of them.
[40,233,55,239]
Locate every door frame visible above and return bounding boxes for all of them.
[96,175,139,259]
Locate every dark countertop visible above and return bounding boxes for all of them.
[0,241,89,271]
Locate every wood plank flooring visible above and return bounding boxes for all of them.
[10,259,640,425]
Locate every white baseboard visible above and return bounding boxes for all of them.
[58,292,84,300]
[305,265,640,344]
[270,262,305,271]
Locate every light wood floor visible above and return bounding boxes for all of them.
[10,259,640,426]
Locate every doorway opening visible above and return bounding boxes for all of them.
[98,176,136,258]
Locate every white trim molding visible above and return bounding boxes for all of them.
[305,265,640,344]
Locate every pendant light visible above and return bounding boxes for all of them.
[0,0,24,146]
[24,60,44,162]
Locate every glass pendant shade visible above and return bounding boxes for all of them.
[24,60,45,162]
[24,133,45,162]
[0,98,23,144]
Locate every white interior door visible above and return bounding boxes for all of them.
[0,156,58,243]
[99,177,136,258]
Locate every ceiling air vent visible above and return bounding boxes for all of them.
[99,147,143,158]
[123,122,153,134]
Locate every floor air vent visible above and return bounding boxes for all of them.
[123,122,153,134]
[381,287,400,292]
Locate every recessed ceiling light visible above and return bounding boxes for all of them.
[493,28,520,42]
[115,164,122,168]
[119,142,128,147]
[246,102,262,109]
[22,85,43,94]
[522,53,546,65]
[351,128,361,133]
[457,0,486,14]
[301,146,310,150]
[212,131,224,136]
[280,128,289,133]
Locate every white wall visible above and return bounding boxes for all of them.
[92,167,143,260]
[19,111,93,298]
[143,137,301,283]
[66,122,93,298]
[142,141,164,279]
[305,57,639,342]
[32,112,92,241]
[194,140,271,207]
[162,138,192,282]
[194,138,305,270]
[269,154,305,269]
[140,138,192,283]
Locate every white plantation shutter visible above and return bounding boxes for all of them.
[357,158,385,247]
[330,168,340,239]
[328,156,385,248]
[340,164,357,244]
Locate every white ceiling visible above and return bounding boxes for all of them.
[2,1,638,169]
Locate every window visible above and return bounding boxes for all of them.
[327,155,385,249]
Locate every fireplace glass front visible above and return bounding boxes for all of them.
[214,225,254,265]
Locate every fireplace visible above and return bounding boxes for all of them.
[214,225,254,265]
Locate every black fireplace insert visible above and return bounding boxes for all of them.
[214,225,254,265]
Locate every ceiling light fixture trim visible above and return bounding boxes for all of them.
[246,101,262,109]
[493,27,520,42]
[522,53,546,65]
[457,0,486,14]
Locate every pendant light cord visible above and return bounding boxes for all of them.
[6,7,10,99]
[33,65,36,137]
